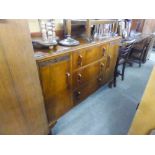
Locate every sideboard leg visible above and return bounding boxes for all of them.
[48,120,57,135]
[48,130,53,135]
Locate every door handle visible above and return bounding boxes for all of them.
[100,62,104,69]
[102,47,106,56]
[76,91,81,99]
[78,55,83,66]
[99,62,104,74]
[98,77,103,84]
[107,55,111,68]
[77,73,82,83]
[66,72,71,88]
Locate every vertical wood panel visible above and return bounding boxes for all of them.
[142,19,155,34]
[0,20,48,134]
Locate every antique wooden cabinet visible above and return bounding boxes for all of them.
[36,37,121,128]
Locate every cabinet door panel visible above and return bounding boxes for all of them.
[45,90,72,121]
[105,41,119,83]
[39,55,73,124]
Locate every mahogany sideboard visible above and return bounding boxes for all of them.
[35,36,121,130]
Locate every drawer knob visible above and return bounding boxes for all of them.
[66,72,71,88]
[76,91,81,99]
[77,73,82,83]
[102,48,106,56]
[78,55,83,66]
[77,91,81,95]
[66,72,71,77]
[100,62,104,73]
[98,77,102,82]
[100,62,104,68]
[106,55,111,68]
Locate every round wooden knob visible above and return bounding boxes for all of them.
[102,48,106,56]
[98,77,102,82]
[78,55,83,66]
[76,91,81,99]
[100,63,104,68]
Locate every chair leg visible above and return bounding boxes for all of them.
[139,60,141,67]
[113,75,116,87]
[122,62,126,80]
[113,68,117,87]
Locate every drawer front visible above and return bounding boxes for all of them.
[84,45,102,65]
[72,45,104,70]
[73,79,100,104]
[73,58,106,89]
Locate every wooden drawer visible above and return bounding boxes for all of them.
[73,79,100,104]
[72,44,108,70]
[72,58,106,89]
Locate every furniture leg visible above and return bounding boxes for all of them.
[122,62,126,80]
[48,120,57,135]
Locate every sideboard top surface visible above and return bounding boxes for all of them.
[34,36,121,62]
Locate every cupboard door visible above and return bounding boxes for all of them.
[105,41,120,83]
[38,54,73,125]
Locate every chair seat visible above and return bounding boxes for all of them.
[118,58,125,65]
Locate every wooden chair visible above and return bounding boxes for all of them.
[128,38,149,67]
[113,43,133,87]
[142,35,155,63]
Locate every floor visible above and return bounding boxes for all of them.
[52,50,155,135]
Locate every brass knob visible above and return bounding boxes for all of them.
[102,48,106,56]
[100,62,104,68]
[66,72,71,77]
[98,77,102,82]
[76,91,81,98]
[77,91,81,95]
[77,73,82,83]
[78,55,83,66]
[66,72,71,88]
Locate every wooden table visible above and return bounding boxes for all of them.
[120,34,151,47]
[128,66,155,134]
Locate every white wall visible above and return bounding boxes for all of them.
[28,19,63,33]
